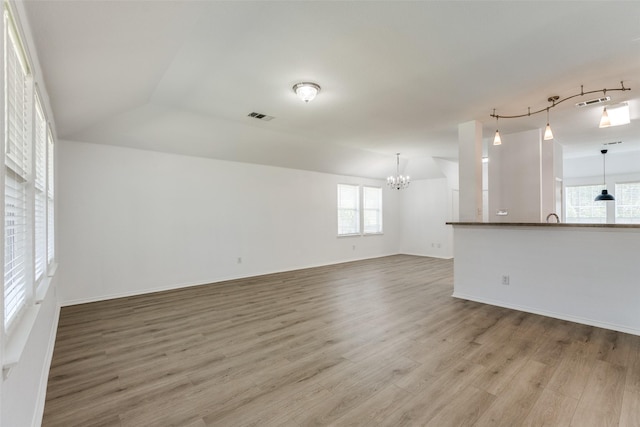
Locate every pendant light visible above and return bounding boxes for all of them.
[599,103,630,128]
[594,149,614,201]
[599,106,611,128]
[543,107,554,140]
[493,114,502,145]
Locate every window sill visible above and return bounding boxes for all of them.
[3,262,57,379]
[3,303,41,379]
[337,233,361,238]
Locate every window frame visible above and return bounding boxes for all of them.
[4,4,34,332]
[362,186,383,235]
[614,181,640,224]
[337,184,384,236]
[2,2,56,341]
[46,126,55,269]
[564,184,607,224]
[337,183,361,236]
[34,90,47,286]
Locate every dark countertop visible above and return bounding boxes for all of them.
[446,222,640,228]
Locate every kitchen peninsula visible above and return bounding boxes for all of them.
[447,222,640,336]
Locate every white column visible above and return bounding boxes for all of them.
[458,121,483,222]
[541,140,563,221]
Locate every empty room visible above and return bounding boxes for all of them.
[1,1,640,426]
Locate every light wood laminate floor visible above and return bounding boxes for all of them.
[43,255,640,426]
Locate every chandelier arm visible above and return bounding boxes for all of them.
[490,83,630,119]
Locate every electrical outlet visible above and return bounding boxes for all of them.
[501,275,510,285]
[352,245,356,251]
[437,243,441,248]
[237,257,242,264]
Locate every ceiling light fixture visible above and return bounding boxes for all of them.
[543,105,554,140]
[292,82,321,103]
[491,82,630,143]
[387,153,410,190]
[493,112,501,145]
[594,149,614,201]
[599,107,611,128]
[599,102,630,128]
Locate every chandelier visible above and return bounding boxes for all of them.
[387,153,410,190]
[491,81,630,145]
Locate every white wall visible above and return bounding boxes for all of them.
[564,150,640,179]
[57,140,401,305]
[399,178,453,258]
[452,224,640,335]
[1,281,59,427]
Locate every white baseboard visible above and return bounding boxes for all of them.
[452,291,640,337]
[399,251,454,260]
[60,253,405,307]
[32,303,61,426]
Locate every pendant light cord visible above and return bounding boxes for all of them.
[601,149,608,186]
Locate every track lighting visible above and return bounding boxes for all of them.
[491,82,630,143]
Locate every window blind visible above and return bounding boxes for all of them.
[363,186,382,234]
[4,8,31,329]
[337,184,360,235]
[615,182,640,224]
[565,185,607,224]
[34,95,46,281]
[47,129,55,265]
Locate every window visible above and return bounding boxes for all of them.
[4,6,32,330]
[47,128,55,265]
[337,184,360,235]
[615,182,640,224]
[337,184,383,235]
[34,94,47,283]
[565,185,606,224]
[3,4,55,336]
[363,186,382,234]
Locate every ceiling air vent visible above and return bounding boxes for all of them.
[247,112,275,121]
[575,96,610,107]
[604,140,623,146]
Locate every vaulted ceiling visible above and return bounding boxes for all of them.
[22,1,640,179]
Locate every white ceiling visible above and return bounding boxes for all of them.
[22,1,640,179]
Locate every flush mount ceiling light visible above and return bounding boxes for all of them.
[292,82,321,103]
[491,82,630,144]
[387,153,410,190]
[599,102,630,128]
[595,149,615,201]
